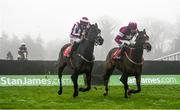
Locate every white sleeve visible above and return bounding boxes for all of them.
[71,23,80,37]
[121,40,130,45]
[117,31,124,37]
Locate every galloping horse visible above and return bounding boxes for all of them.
[57,23,104,98]
[103,29,152,98]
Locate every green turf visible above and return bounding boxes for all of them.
[0,85,180,109]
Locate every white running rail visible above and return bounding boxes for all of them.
[153,52,180,61]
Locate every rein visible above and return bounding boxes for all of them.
[68,53,94,69]
[83,36,95,44]
[76,36,94,63]
[77,54,94,63]
[124,52,144,66]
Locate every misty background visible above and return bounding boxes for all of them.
[1,0,180,60]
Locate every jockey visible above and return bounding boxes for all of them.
[18,42,28,59]
[114,22,138,60]
[67,17,90,59]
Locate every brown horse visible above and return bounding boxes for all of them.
[103,29,152,98]
[57,23,104,98]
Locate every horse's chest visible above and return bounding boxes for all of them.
[127,66,141,75]
[117,64,141,76]
[75,62,93,72]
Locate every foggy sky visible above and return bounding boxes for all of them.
[1,0,180,43]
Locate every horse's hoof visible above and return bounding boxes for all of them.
[128,91,132,96]
[79,88,84,92]
[128,89,132,96]
[124,95,128,98]
[73,92,78,98]
[103,92,108,96]
[124,96,128,98]
[73,95,77,98]
[93,87,97,90]
[79,88,90,92]
[58,90,62,95]
[128,89,135,95]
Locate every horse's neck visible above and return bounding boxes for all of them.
[134,44,144,63]
[77,38,95,60]
[127,44,143,63]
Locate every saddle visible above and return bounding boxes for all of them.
[63,44,72,57]
[112,46,137,61]
[112,48,122,59]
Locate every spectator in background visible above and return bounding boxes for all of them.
[6,51,13,60]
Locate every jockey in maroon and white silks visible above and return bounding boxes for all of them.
[67,17,90,59]
[114,22,138,60]
[70,17,90,44]
[115,22,138,46]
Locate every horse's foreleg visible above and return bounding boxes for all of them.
[71,73,79,98]
[86,72,91,91]
[103,68,114,96]
[79,72,91,92]
[132,75,141,94]
[120,74,128,98]
[57,63,66,95]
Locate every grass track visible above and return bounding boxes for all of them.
[0,85,180,109]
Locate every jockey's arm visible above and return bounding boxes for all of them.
[115,35,130,47]
[70,23,81,38]
[115,29,125,43]
[120,40,130,46]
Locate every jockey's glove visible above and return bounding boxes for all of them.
[121,40,130,46]
[129,39,136,46]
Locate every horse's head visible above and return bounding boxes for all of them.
[135,29,152,52]
[86,23,104,46]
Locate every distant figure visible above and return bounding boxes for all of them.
[17,42,28,60]
[6,51,13,60]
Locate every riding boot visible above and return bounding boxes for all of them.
[67,42,79,60]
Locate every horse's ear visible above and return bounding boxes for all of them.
[143,29,146,33]
[95,23,98,28]
[137,29,140,33]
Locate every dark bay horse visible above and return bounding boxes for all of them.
[57,23,104,98]
[103,29,152,98]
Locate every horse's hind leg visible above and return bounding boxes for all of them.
[79,72,91,92]
[103,61,114,96]
[120,74,128,98]
[57,62,66,95]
